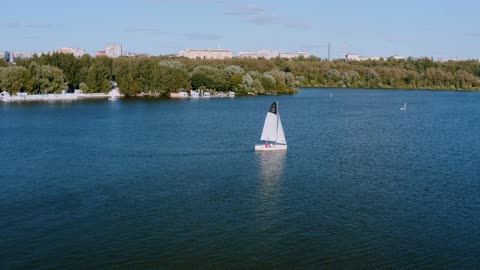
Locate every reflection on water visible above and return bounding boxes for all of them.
[257,151,287,184]
[256,151,287,231]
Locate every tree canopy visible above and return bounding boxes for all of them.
[2,53,479,95]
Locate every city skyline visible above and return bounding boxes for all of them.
[1,0,479,59]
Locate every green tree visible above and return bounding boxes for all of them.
[29,62,65,94]
[160,67,191,93]
[85,63,110,93]
[190,65,226,90]
[0,66,32,93]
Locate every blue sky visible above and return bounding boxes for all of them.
[1,0,479,59]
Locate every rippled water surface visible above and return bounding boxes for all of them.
[1,88,480,269]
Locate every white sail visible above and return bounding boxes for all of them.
[276,115,286,145]
[259,102,286,145]
[255,102,287,151]
[260,111,278,142]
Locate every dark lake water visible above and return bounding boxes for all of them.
[1,88,480,269]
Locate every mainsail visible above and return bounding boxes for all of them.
[260,102,286,145]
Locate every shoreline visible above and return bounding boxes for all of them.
[2,87,479,103]
[298,85,480,91]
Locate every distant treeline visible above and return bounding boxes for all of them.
[0,54,479,96]
[291,57,480,90]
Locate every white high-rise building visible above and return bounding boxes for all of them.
[106,43,122,58]
[8,52,15,63]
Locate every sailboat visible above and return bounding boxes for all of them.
[400,102,407,111]
[255,102,287,151]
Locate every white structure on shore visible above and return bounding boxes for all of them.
[1,82,124,102]
[178,49,233,59]
[1,91,124,102]
[170,92,189,98]
[1,91,79,102]
[170,90,235,99]
[56,47,86,58]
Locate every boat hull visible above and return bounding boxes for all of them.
[255,144,287,151]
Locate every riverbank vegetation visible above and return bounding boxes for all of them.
[1,54,479,96]
[288,57,480,90]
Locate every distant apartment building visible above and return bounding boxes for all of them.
[391,54,405,60]
[95,50,107,57]
[5,51,14,63]
[1,50,49,63]
[279,51,309,59]
[105,43,122,58]
[239,49,308,59]
[124,52,151,58]
[238,49,280,59]
[178,49,233,59]
[345,53,380,62]
[57,47,86,58]
[435,57,475,62]
[345,53,405,62]
[13,52,32,60]
[1,51,26,62]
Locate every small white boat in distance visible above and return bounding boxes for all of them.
[255,101,287,151]
[400,102,407,111]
